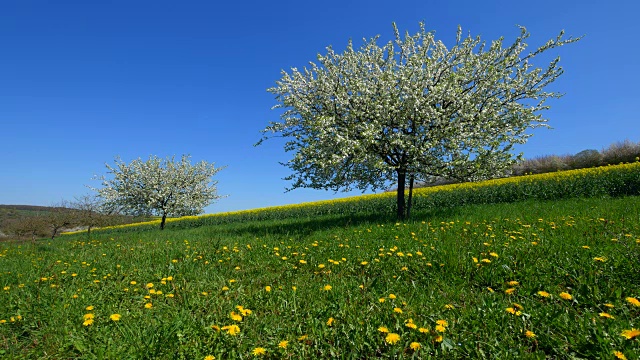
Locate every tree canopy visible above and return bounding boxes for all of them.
[259,22,581,219]
[93,155,224,229]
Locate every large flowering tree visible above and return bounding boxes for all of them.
[259,22,581,219]
[93,155,224,229]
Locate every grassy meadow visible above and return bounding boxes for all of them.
[2,168,640,359]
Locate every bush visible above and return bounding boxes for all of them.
[601,139,640,165]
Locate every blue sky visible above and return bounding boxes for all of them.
[1,0,637,213]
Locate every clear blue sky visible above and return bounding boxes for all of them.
[1,0,637,213]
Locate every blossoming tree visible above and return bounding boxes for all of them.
[93,155,224,229]
[259,22,581,219]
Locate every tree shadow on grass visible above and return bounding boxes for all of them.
[181,207,464,240]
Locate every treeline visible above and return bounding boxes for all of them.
[0,197,146,242]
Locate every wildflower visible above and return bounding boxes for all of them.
[378,298,385,303]
[323,285,332,291]
[388,294,396,299]
[361,261,368,265]
[221,286,229,291]
[614,350,627,360]
[419,327,429,333]
[581,245,590,249]
[507,281,519,286]
[144,303,153,309]
[83,313,94,320]
[3,286,9,291]
[265,286,271,292]
[223,325,240,335]
[626,297,640,307]
[537,291,550,298]
[621,329,640,340]
[604,303,615,308]
[393,307,402,314]
[444,304,454,310]
[505,288,516,295]
[82,319,94,326]
[130,281,137,285]
[599,312,615,319]
[146,283,154,288]
[230,312,243,322]
[436,319,448,327]
[298,334,308,340]
[593,257,606,262]
[385,333,400,345]
[110,314,121,321]
[559,292,573,300]
[489,252,499,258]
[318,264,325,269]
[435,325,446,332]
[481,259,491,263]
[204,356,216,360]
[299,260,307,264]
[86,306,95,311]
[327,317,334,326]
[525,330,536,338]
[405,322,417,329]
[410,342,421,350]
[434,335,443,342]
[278,340,288,349]
[252,347,266,356]
[378,326,389,333]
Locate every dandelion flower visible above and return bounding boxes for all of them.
[224,325,240,335]
[599,312,615,319]
[444,304,454,310]
[85,306,95,311]
[326,317,334,326]
[146,283,154,288]
[251,347,266,356]
[204,356,216,360]
[559,292,573,300]
[109,314,121,321]
[626,297,640,307]
[323,285,332,291]
[410,342,421,350]
[378,326,389,333]
[614,351,627,360]
[83,313,95,320]
[507,281,519,286]
[435,335,443,342]
[385,333,400,345]
[593,257,606,262]
[435,325,446,332]
[378,298,385,303]
[505,288,516,295]
[82,319,94,326]
[144,303,153,309]
[525,330,536,338]
[230,312,243,322]
[278,340,288,349]
[537,291,550,298]
[419,327,429,333]
[388,294,396,299]
[298,334,308,340]
[393,307,402,314]
[621,328,640,340]
[265,286,271,292]
[436,319,448,327]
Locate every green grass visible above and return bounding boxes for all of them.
[1,196,639,359]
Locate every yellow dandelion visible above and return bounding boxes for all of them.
[265,286,271,292]
[130,281,137,285]
[419,327,429,333]
[505,288,516,295]
[82,319,94,326]
[434,335,443,342]
[559,292,573,300]
[298,334,308,340]
[489,252,499,258]
[85,306,94,311]
[599,312,615,319]
[109,314,121,321]
[83,313,94,320]
[507,281,519,286]
[378,298,385,303]
[614,351,627,360]
[327,317,334,326]
[299,260,307,264]
[410,342,421,350]
[146,283,153,288]
[626,297,640,307]
[388,294,396,299]
[405,322,417,329]
[537,291,550,298]
[444,304,454,310]
[323,285,332,291]
[251,347,266,356]
[378,326,389,333]
[621,329,640,340]
[318,264,325,269]
[436,319,448,327]
[593,257,606,262]
[144,303,153,309]
[225,325,240,335]
[393,307,402,314]
[230,312,243,322]
[278,340,288,349]
[604,303,615,308]
[221,286,229,291]
[525,330,536,338]
[204,356,216,360]
[361,261,368,265]
[435,325,446,332]
[385,333,400,345]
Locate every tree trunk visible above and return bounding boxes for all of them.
[407,174,414,219]
[396,169,406,220]
[87,226,92,239]
[160,213,167,230]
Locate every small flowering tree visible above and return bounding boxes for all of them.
[259,22,581,219]
[93,155,224,229]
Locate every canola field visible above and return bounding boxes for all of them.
[1,165,640,359]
